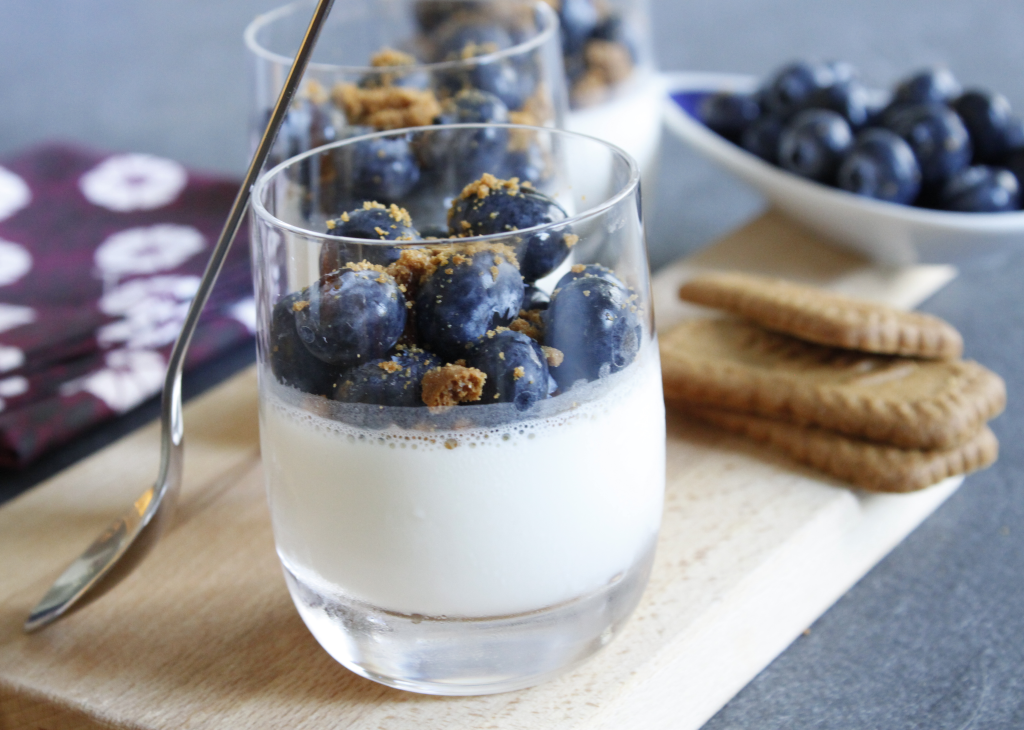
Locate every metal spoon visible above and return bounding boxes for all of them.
[24,0,336,633]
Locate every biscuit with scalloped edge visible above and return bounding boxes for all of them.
[673,405,998,493]
[678,271,963,359]
[659,318,1004,450]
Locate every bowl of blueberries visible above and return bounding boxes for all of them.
[664,62,1024,265]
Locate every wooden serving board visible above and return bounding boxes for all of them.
[0,212,961,730]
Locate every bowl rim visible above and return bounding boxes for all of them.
[251,123,642,245]
[662,70,1024,232]
[244,0,560,75]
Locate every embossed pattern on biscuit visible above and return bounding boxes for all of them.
[679,271,964,359]
[659,318,1005,450]
[676,406,999,493]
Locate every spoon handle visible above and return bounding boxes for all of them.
[25,0,336,633]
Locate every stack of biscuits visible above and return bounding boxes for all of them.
[659,272,1006,493]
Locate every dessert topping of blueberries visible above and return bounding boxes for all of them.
[447,173,575,282]
[414,240,525,359]
[320,202,421,275]
[333,347,442,407]
[350,134,423,204]
[544,277,641,390]
[293,264,407,367]
[272,174,647,417]
[467,329,554,410]
[268,291,340,397]
[326,202,420,241]
[434,89,511,183]
[694,59,1024,212]
[554,263,625,290]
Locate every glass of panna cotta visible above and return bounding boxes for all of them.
[553,0,664,192]
[250,123,665,695]
[244,0,567,168]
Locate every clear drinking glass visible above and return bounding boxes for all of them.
[250,124,665,695]
[557,0,663,193]
[245,0,567,166]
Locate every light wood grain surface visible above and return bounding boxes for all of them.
[0,213,963,730]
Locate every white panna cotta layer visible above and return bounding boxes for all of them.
[260,342,665,618]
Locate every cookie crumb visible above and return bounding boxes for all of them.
[509,316,542,341]
[333,83,441,130]
[541,346,564,367]
[370,47,417,68]
[378,360,401,374]
[422,364,487,406]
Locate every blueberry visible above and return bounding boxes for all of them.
[268,291,339,396]
[938,166,1021,212]
[809,79,872,129]
[699,92,761,142]
[952,90,1016,163]
[837,129,921,204]
[326,203,420,241]
[777,109,853,183]
[591,13,638,61]
[501,143,550,185]
[272,97,336,165]
[563,50,588,87]
[468,330,552,410]
[893,67,961,106]
[320,203,420,274]
[558,0,599,55]
[418,223,451,239]
[413,0,483,32]
[442,58,531,112]
[430,90,511,184]
[432,21,533,111]
[1004,149,1024,192]
[1002,116,1024,154]
[760,61,833,118]
[352,135,421,203]
[885,104,972,188]
[434,21,514,62]
[554,263,624,290]
[415,245,524,359]
[293,267,407,367]
[523,284,550,310]
[333,348,441,407]
[741,113,786,164]
[448,175,573,282]
[544,277,641,389]
[823,60,859,86]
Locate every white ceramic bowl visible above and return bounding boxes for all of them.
[663,71,1024,265]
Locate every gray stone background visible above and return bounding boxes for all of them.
[1,1,1023,727]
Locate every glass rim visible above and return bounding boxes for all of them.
[251,123,643,246]
[244,0,560,75]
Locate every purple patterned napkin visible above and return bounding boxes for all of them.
[0,144,255,468]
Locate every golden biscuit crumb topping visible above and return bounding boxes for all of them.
[333,83,441,130]
[421,364,487,406]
